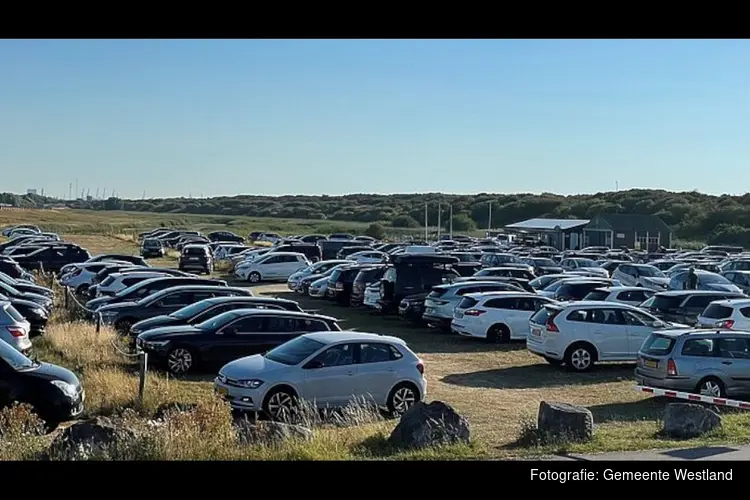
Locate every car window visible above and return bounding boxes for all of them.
[262,256,281,264]
[483,297,517,309]
[456,286,481,296]
[685,295,720,309]
[681,338,715,357]
[158,292,191,307]
[516,296,537,311]
[717,338,750,360]
[301,319,329,331]
[310,343,355,367]
[265,316,297,332]
[226,317,264,333]
[741,307,750,318]
[359,343,395,364]
[623,309,657,326]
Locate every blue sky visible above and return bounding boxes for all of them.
[1,39,748,199]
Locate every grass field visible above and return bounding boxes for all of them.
[0,209,747,460]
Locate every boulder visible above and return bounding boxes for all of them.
[388,401,470,450]
[235,420,313,445]
[48,416,137,460]
[537,401,594,443]
[153,402,199,421]
[662,403,722,439]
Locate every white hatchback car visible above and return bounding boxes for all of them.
[60,261,129,294]
[95,271,174,297]
[235,252,310,283]
[451,291,558,342]
[695,298,750,330]
[526,300,687,372]
[582,286,655,306]
[214,331,426,418]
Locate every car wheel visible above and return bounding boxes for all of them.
[76,284,89,296]
[697,377,726,398]
[248,272,261,283]
[166,347,195,375]
[387,382,420,416]
[486,324,510,343]
[115,318,135,335]
[564,343,595,372]
[262,387,299,421]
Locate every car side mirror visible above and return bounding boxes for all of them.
[652,320,665,328]
[304,360,323,369]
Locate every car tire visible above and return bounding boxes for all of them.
[262,387,299,421]
[486,324,510,343]
[387,382,420,416]
[564,343,596,372]
[248,272,261,284]
[76,284,89,296]
[696,377,726,398]
[166,346,196,376]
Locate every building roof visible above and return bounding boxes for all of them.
[586,214,671,233]
[505,218,590,232]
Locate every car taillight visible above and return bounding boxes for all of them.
[464,309,486,316]
[545,311,560,332]
[416,362,424,375]
[667,359,677,376]
[715,319,735,329]
[6,326,24,338]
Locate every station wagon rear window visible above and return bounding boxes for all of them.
[640,334,676,356]
[701,304,734,320]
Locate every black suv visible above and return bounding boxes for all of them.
[13,244,91,274]
[141,238,165,259]
[640,290,747,325]
[378,254,460,313]
[179,245,213,274]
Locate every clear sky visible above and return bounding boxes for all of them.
[1,39,748,199]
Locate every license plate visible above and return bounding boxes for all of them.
[189,257,199,261]
[644,359,658,369]
[216,386,228,396]
[531,328,541,336]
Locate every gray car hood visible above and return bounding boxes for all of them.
[220,354,290,379]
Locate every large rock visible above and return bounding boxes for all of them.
[48,416,137,460]
[663,403,722,439]
[235,420,313,445]
[537,401,594,443]
[388,401,470,450]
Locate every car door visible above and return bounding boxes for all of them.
[259,255,283,279]
[212,316,267,362]
[571,308,629,359]
[353,342,401,404]
[622,309,660,356]
[280,255,304,277]
[151,291,196,316]
[716,337,750,393]
[508,296,538,339]
[299,342,358,407]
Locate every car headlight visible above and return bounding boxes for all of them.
[51,380,78,399]
[238,379,263,389]
[142,340,170,349]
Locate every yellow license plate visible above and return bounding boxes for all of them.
[216,386,228,396]
[644,360,658,368]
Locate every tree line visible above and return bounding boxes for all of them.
[3,189,750,247]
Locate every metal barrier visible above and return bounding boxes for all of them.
[636,385,750,410]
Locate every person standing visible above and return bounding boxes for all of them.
[686,267,698,290]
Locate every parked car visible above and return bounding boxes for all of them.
[86,276,229,311]
[559,258,609,278]
[582,286,655,306]
[13,245,91,274]
[1,224,40,237]
[0,302,32,354]
[639,290,747,326]
[350,265,387,307]
[98,285,253,333]
[94,271,181,297]
[452,292,557,342]
[308,275,331,298]
[0,338,84,427]
[60,254,149,276]
[287,260,350,292]
[177,244,213,275]
[0,259,35,281]
[136,309,341,375]
[635,329,750,398]
[213,331,425,418]
[526,301,687,372]
[0,280,53,310]
[378,254,459,313]
[668,270,742,293]
[695,298,750,330]
[547,278,622,302]
[719,270,750,294]
[60,261,129,295]
[423,281,534,331]
[207,231,245,243]
[346,250,388,264]
[129,296,304,336]
[522,257,563,276]
[327,264,381,306]
[141,238,166,259]
[470,266,536,281]
[3,296,48,338]
[235,252,310,283]
[0,273,52,298]
[611,263,670,291]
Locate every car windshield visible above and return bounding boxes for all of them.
[195,311,237,331]
[0,338,36,370]
[264,336,326,365]
[542,279,565,292]
[0,281,19,295]
[532,258,557,266]
[635,265,665,277]
[144,240,161,248]
[0,274,15,285]
[699,273,732,284]
[574,258,596,267]
[171,300,215,319]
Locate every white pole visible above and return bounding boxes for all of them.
[424,203,428,241]
[437,203,441,240]
[449,204,453,239]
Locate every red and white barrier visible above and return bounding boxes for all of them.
[636,385,750,410]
